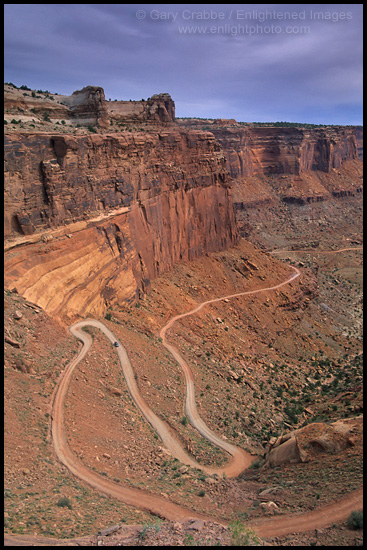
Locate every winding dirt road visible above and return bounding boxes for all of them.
[271,246,363,255]
[5,259,363,545]
[50,266,302,522]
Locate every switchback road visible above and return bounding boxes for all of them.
[5,258,363,544]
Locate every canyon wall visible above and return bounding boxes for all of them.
[4,129,231,236]
[196,125,359,177]
[195,125,362,207]
[4,128,236,318]
[4,83,362,319]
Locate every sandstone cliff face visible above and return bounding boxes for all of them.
[205,126,359,177]
[4,129,230,235]
[354,126,363,159]
[196,125,362,207]
[107,93,175,124]
[4,84,175,128]
[4,128,236,317]
[59,86,109,128]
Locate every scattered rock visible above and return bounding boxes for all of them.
[5,335,21,348]
[260,501,279,515]
[259,486,281,497]
[206,477,218,485]
[13,358,33,373]
[187,519,205,531]
[106,386,123,397]
[98,524,120,536]
[14,310,23,320]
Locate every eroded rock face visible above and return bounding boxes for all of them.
[199,125,362,207]
[265,420,357,467]
[107,93,175,124]
[207,126,359,177]
[4,84,175,128]
[4,130,230,235]
[4,128,237,317]
[60,86,109,129]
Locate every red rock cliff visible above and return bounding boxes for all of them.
[186,124,362,207]
[203,126,359,177]
[4,129,237,317]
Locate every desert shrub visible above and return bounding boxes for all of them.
[347,510,363,530]
[87,125,97,133]
[229,520,261,546]
[249,458,264,469]
[56,496,72,509]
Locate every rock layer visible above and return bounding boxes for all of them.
[4,128,236,317]
[202,125,359,176]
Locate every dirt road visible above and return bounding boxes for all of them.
[271,246,363,255]
[5,262,363,545]
[250,488,363,538]
[158,266,301,476]
[49,267,302,522]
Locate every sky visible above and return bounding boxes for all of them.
[4,4,363,125]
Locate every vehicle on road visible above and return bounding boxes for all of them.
[114,341,119,347]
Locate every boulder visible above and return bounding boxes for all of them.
[266,436,309,467]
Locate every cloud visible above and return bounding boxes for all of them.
[4,3,363,123]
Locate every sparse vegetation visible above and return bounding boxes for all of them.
[229,520,261,546]
[56,496,72,509]
[346,510,363,530]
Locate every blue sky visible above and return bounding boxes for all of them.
[4,4,363,124]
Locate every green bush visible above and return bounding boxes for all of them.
[347,510,363,530]
[229,520,261,546]
[87,125,97,133]
[56,496,72,509]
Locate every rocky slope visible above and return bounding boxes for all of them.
[4,237,363,545]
